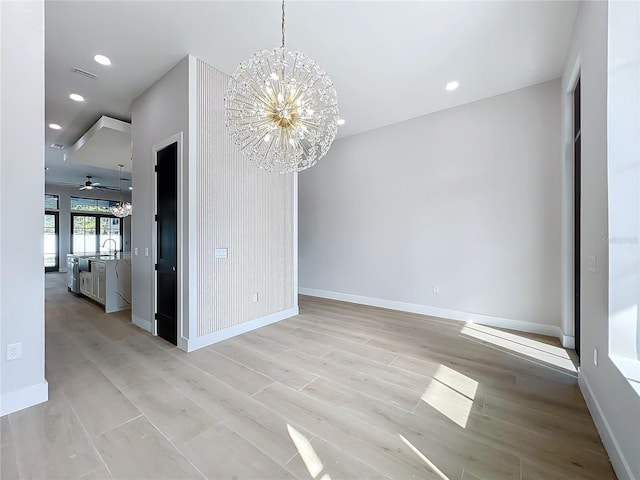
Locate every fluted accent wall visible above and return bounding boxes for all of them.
[195,59,295,337]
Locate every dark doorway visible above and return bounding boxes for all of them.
[155,142,178,345]
[573,77,581,358]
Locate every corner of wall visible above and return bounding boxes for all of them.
[579,372,637,480]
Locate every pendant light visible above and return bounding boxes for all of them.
[225,0,343,174]
[109,164,132,218]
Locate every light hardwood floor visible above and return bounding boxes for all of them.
[0,273,616,479]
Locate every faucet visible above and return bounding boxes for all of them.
[102,238,118,257]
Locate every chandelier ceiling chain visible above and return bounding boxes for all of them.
[281,0,286,48]
[224,0,343,173]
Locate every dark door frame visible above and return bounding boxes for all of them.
[44,210,59,272]
[152,132,183,347]
[573,76,582,358]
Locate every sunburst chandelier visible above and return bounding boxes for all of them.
[109,164,132,218]
[225,0,343,174]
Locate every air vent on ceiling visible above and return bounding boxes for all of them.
[50,143,65,149]
[72,66,98,80]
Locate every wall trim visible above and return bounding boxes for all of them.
[185,306,299,352]
[579,371,636,480]
[0,381,48,416]
[132,313,152,333]
[561,335,576,349]
[299,288,563,339]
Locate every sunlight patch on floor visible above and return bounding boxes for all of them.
[461,323,577,374]
[421,365,478,428]
[399,434,450,480]
[287,424,330,479]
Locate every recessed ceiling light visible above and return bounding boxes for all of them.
[337,119,346,126]
[49,123,62,130]
[446,81,459,91]
[129,186,133,190]
[94,54,111,66]
[69,93,84,102]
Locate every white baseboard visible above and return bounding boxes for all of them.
[561,335,576,349]
[299,288,563,339]
[132,314,152,333]
[184,306,299,352]
[0,380,48,416]
[579,371,635,480]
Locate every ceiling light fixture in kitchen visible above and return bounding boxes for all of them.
[94,54,111,66]
[109,165,132,218]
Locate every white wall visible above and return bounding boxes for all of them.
[0,0,48,416]
[561,2,640,479]
[130,56,190,335]
[131,56,297,351]
[300,80,562,336]
[607,0,639,362]
[44,184,132,272]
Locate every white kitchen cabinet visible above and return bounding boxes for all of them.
[73,255,131,313]
[91,261,106,305]
[79,272,92,296]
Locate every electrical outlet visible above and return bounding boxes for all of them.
[433,285,440,294]
[6,343,22,361]
[145,248,149,257]
[593,348,598,366]
[252,292,259,302]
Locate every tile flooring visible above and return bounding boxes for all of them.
[0,273,616,479]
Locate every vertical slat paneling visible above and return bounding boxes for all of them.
[195,59,294,337]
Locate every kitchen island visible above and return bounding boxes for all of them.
[68,253,131,313]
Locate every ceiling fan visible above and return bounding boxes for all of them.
[78,176,118,191]
[79,176,99,190]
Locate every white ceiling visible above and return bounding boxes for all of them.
[44,0,579,186]
[65,116,132,173]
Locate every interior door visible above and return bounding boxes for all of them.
[44,212,59,272]
[155,142,178,345]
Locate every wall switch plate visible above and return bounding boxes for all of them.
[145,248,149,257]
[587,255,597,273]
[593,348,598,366]
[6,343,22,361]
[433,285,440,294]
[252,292,259,302]
[134,248,139,256]
[215,248,228,259]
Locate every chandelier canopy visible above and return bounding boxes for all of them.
[109,164,132,218]
[225,0,342,174]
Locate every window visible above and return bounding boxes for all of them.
[44,212,59,271]
[44,194,59,271]
[72,214,122,255]
[44,194,59,210]
[70,197,122,255]
[70,196,119,213]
